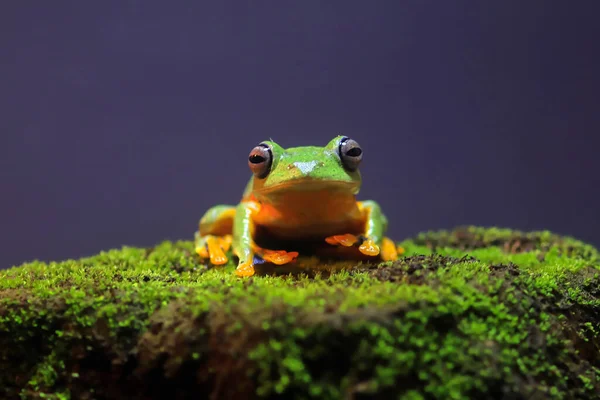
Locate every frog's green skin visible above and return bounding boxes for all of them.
[195,136,400,277]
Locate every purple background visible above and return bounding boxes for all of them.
[2,1,600,269]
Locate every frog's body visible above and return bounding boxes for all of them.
[194,136,402,277]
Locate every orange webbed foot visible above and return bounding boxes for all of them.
[325,234,360,247]
[195,234,232,266]
[358,238,380,257]
[206,236,228,265]
[196,245,209,259]
[261,249,299,265]
[325,233,381,257]
[380,237,399,261]
[235,261,256,277]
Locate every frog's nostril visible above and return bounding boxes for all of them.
[293,161,318,175]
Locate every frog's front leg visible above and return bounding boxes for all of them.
[325,200,402,261]
[195,205,236,266]
[231,201,257,277]
[232,201,299,277]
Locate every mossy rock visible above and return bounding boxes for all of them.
[1,226,600,399]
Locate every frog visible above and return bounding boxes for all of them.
[194,135,403,277]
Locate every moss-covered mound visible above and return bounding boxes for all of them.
[1,226,600,399]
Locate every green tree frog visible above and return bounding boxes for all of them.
[194,135,403,277]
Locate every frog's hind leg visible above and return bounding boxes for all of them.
[325,200,404,262]
[195,205,236,266]
[325,234,380,257]
[325,234,403,261]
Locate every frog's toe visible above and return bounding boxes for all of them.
[261,249,299,265]
[325,234,359,247]
[397,245,405,256]
[325,233,380,256]
[218,234,233,252]
[235,261,256,277]
[207,236,229,265]
[195,234,230,265]
[358,237,380,257]
[380,237,398,261]
[196,244,209,259]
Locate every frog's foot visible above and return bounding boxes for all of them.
[381,237,400,261]
[260,249,299,265]
[397,245,405,256]
[195,233,232,265]
[235,260,256,277]
[358,237,380,257]
[325,234,381,257]
[325,234,360,247]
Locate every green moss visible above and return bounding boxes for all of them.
[1,226,599,399]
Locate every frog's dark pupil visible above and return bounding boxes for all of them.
[249,154,265,164]
[346,147,362,157]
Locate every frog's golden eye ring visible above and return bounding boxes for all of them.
[338,137,363,171]
[248,143,272,179]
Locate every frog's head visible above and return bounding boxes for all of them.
[247,135,363,197]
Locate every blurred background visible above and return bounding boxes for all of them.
[2,1,599,269]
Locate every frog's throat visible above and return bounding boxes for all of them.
[252,178,360,196]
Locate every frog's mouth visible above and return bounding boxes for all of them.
[253,178,360,196]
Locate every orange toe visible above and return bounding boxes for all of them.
[196,245,209,259]
[261,249,299,265]
[210,253,228,265]
[236,262,255,277]
[359,238,380,257]
[381,237,398,261]
[207,236,228,265]
[325,234,359,247]
[218,235,233,252]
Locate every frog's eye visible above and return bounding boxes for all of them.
[338,137,363,171]
[248,143,272,179]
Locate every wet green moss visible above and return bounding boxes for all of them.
[1,226,599,399]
